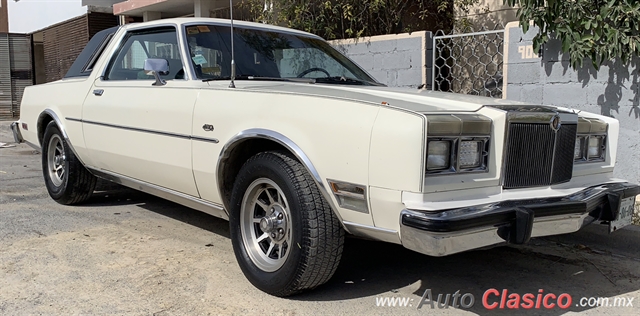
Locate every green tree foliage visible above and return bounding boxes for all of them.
[233,0,479,40]
[504,0,640,69]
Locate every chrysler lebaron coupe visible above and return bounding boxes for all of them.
[11,18,639,296]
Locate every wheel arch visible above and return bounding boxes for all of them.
[37,109,67,147]
[216,129,348,231]
[37,108,87,168]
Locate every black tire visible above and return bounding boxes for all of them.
[229,151,345,297]
[41,121,97,205]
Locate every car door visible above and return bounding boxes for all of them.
[82,26,201,197]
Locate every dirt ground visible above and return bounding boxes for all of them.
[1,121,639,315]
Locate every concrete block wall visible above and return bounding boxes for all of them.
[503,22,640,185]
[329,31,430,88]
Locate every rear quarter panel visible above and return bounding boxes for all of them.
[19,78,95,163]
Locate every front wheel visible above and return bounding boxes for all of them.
[41,121,97,204]
[229,151,344,297]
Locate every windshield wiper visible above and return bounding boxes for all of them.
[314,76,384,86]
[203,75,315,84]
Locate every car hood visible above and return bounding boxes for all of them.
[224,82,533,113]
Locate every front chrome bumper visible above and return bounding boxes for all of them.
[10,121,23,144]
[400,182,640,256]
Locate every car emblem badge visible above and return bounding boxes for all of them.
[550,114,561,132]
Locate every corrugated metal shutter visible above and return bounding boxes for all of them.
[0,33,12,119]
[9,33,33,119]
[9,34,31,69]
[43,15,89,83]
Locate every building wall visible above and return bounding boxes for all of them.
[503,22,640,185]
[88,11,120,38]
[42,12,118,83]
[0,11,120,118]
[0,0,8,33]
[43,15,90,83]
[329,31,430,89]
[32,42,45,84]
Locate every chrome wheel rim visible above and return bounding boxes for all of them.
[47,134,66,187]
[240,178,292,272]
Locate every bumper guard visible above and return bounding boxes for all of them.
[10,122,24,144]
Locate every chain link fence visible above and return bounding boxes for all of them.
[431,26,505,98]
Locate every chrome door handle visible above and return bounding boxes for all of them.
[93,89,104,96]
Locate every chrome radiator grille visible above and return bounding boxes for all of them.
[503,123,577,189]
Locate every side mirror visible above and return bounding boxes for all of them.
[144,58,170,86]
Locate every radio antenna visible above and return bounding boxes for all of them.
[228,0,236,88]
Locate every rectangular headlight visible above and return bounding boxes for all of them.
[575,135,606,162]
[459,140,482,168]
[574,136,585,160]
[425,114,491,176]
[587,135,605,160]
[576,117,607,164]
[427,140,451,170]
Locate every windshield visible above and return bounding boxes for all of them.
[183,24,381,85]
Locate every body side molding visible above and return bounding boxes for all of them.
[217,128,349,232]
[66,117,220,144]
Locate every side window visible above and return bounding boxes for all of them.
[186,26,229,79]
[105,28,185,81]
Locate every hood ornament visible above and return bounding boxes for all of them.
[550,114,562,132]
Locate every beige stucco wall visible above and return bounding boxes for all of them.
[456,0,518,30]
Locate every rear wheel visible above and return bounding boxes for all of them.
[229,151,344,297]
[42,121,97,204]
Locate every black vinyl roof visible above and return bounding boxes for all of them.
[64,26,120,79]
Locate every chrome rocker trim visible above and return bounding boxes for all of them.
[88,167,228,220]
[400,182,640,256]
[343,221,400,244]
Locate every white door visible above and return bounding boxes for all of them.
[82,27,201,197]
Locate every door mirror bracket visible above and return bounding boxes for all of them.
[144,59,170,86]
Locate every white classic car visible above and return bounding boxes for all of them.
[11,18,639,297]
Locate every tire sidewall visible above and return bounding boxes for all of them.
[229,154,306,294]
[42,122,70,200]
